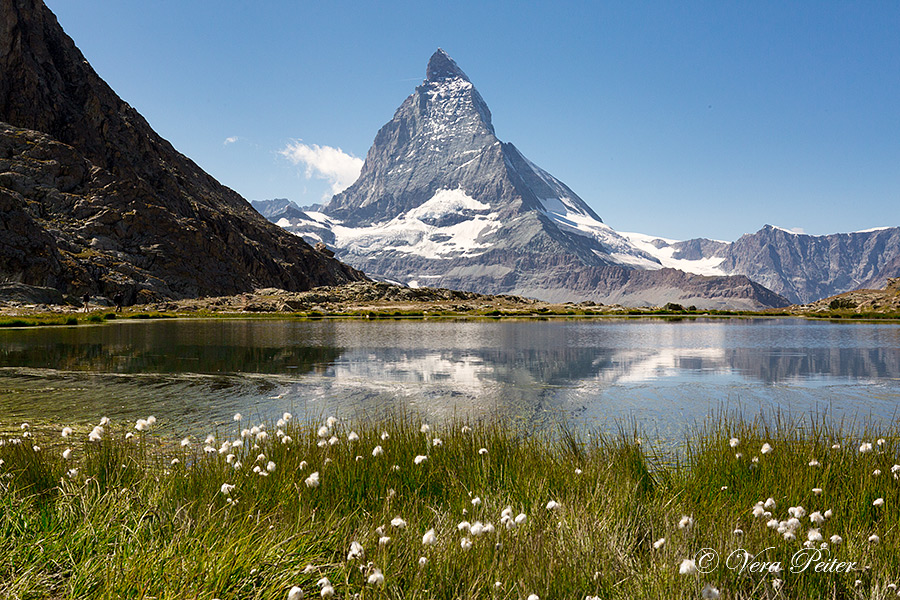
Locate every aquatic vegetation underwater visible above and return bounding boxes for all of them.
[1,414,900,599]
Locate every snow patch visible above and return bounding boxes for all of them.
[330,188,501,260]
[619,231,727,277]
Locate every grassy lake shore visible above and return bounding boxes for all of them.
[2,414,900,599]
[2,281,899,327]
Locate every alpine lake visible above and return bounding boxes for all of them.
[1,316,898,442]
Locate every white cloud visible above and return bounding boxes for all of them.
[790,227,806,234]
[223,136,239,146]
[280,141,363,197]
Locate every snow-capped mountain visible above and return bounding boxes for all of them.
[270,49,788,309]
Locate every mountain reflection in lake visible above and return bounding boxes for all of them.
[0,318,898,438]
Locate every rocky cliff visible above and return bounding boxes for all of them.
[0,0,365,302]
[275,50,789,310]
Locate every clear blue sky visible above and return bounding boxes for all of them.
[45,1,899,242]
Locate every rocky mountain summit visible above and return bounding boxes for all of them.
[275,49,789,310]
[0,0,365,303]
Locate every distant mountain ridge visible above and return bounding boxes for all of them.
[273,49,789,310]
[0,0,365,302]
[623,225,900,304]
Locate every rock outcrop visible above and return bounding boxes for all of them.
[0,0,365,302]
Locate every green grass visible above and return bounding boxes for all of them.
[2,415,900,599]
[0,315,79,328]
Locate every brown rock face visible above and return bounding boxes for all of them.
[0,0,366,301]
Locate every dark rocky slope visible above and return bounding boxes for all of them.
[0,0,365,302]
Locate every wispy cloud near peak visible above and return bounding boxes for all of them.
[280,141,363,197]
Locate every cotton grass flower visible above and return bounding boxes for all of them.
[760,442,773,454]
[220,483,235,496]
[678,515,694,530]
[546,500,561,510]
[62,448,72,460]
[348,431,359,442]
[812,487,823,496]
[701,584,720,599]
[418,556,428,567]
[287,586,303,600]
[478,447,488,455]
[266,461,276,472]
[460,537,473,550]
[873,497,885,507]
[347,541,364,560]
[526,595,539,600]
[378,536,391,546]
[414,455,427,465]
[859,442,874,453]
[653,538,666,549]
[432,437,442,447]
[809,459,820,467]
[458,520,471,532]
[372,445,383,457]
[869,534,880,544]
[367,570,384,586]
[305,472,320,488]
[515,513,526,525]
[422,529,437,545]
[471,496,482,507]
[390,517,407,529]
[679,558,697,574]
[729,437,739,448]
[61,426,73,438]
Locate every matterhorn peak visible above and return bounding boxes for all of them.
[426,48,470,82]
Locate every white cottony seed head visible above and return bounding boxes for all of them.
[287,586,303,600]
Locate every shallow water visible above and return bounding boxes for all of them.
[0,317,898,438]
